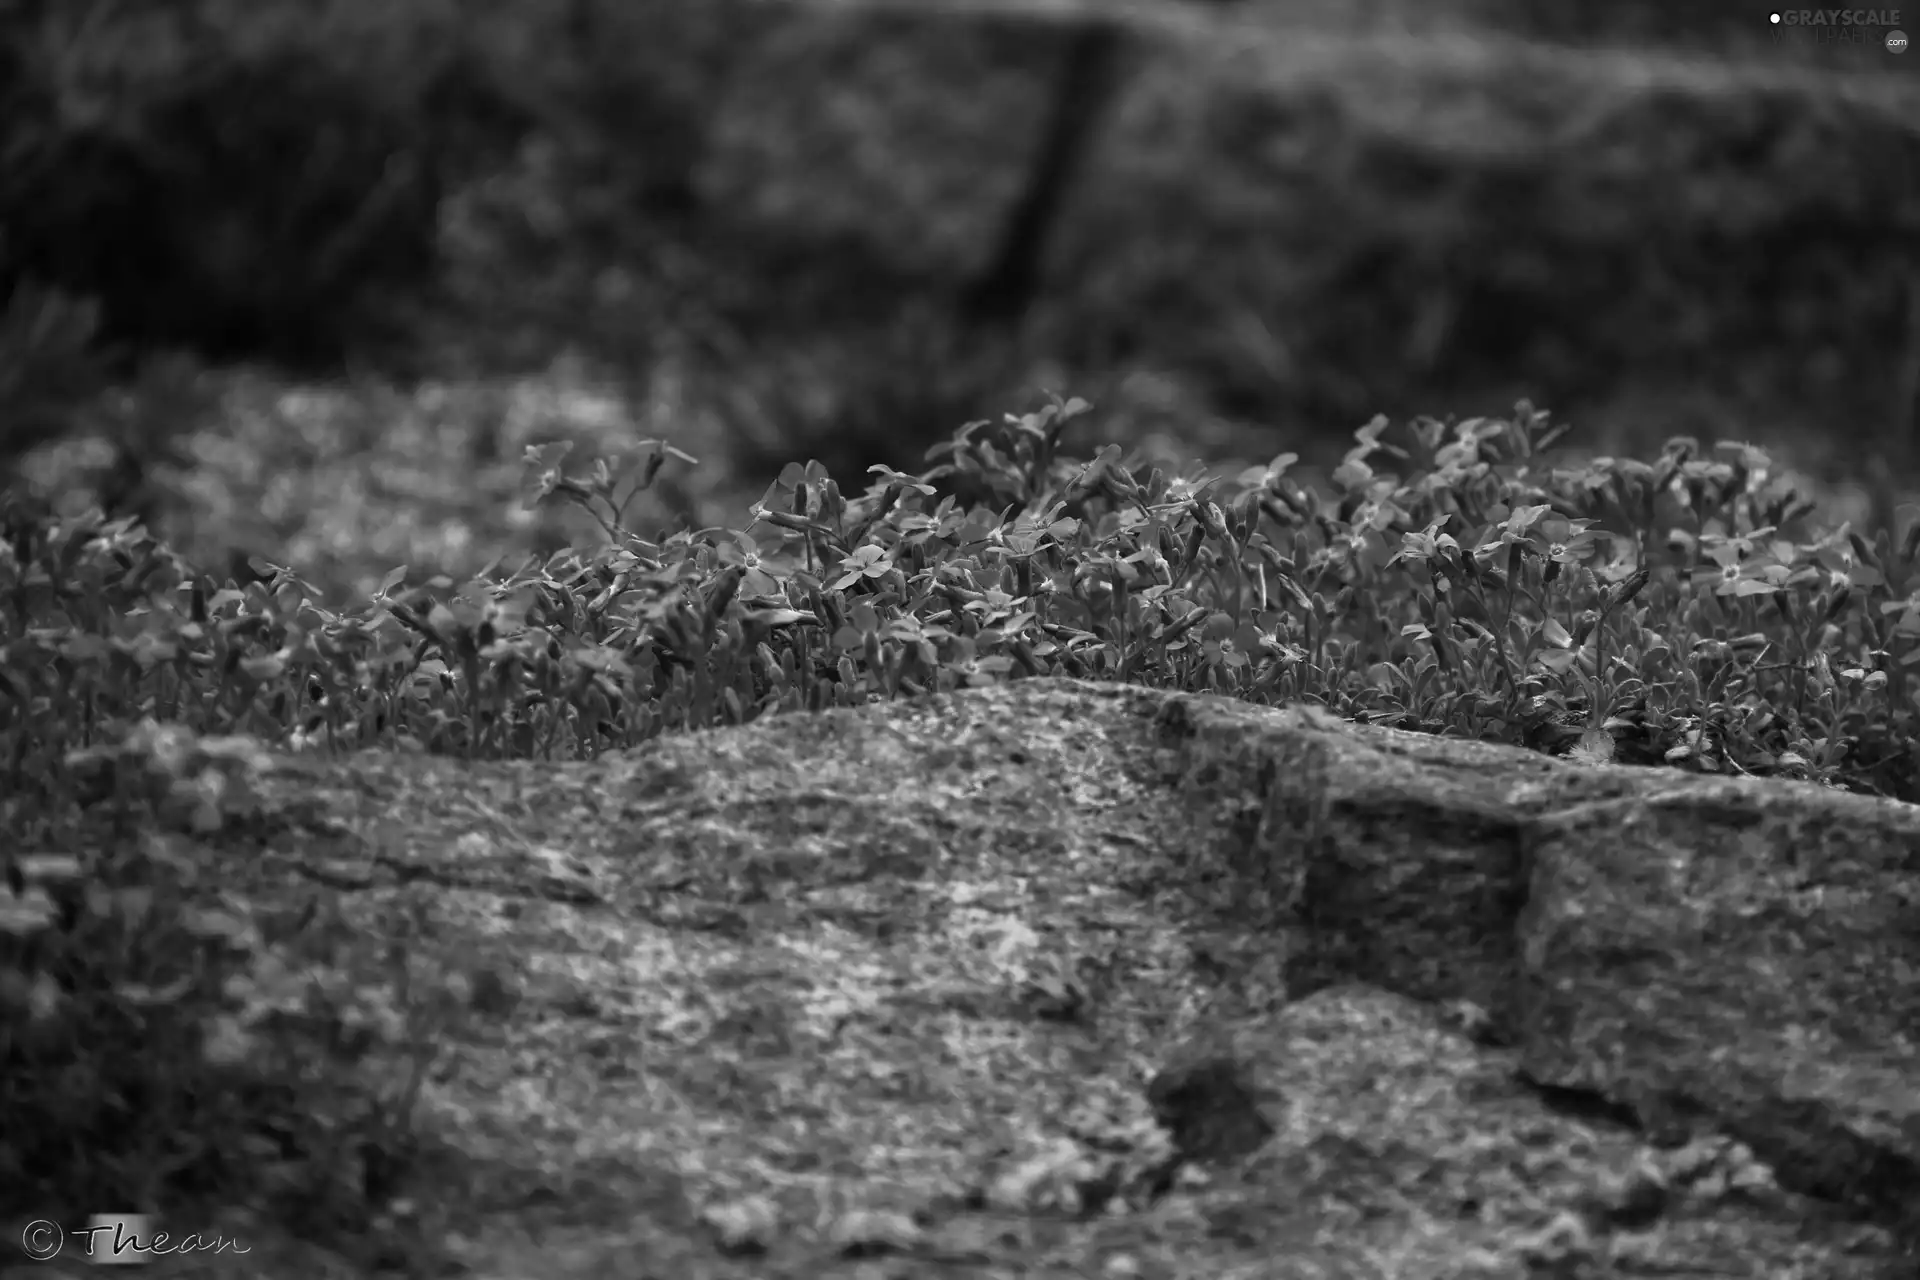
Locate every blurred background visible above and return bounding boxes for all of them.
[2,0,1916,598]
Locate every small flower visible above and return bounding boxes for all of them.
[714,533,784,598]
[1389,519,1460,569]
[1692,544,1776,597]
[1566,727,1615,766]
[830,545,893,591]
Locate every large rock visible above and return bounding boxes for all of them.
[212,677,1918,1276]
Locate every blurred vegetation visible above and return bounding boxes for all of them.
[1,0,1917,558]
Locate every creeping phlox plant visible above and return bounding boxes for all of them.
[2,400,1917,1241]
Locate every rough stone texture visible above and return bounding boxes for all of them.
[138,678,1920,1276]
[1155,688,1920,1248]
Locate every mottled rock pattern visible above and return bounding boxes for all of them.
[137,678,1919,1276]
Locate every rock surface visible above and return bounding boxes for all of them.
[152,679,1920,1275]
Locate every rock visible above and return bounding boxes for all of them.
[227,677,1919,1276]
[1145,1052,1276,1165]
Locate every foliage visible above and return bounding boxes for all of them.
[0,0,472,369]
[4,400,1920,1245]
[1066,46,1920,438]
[4,1,1920,1258]
[9,0,1913,483]
[0,283,109,477]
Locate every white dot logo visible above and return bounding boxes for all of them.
[1770,12,1781,21]
[1890,29,1910,52]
